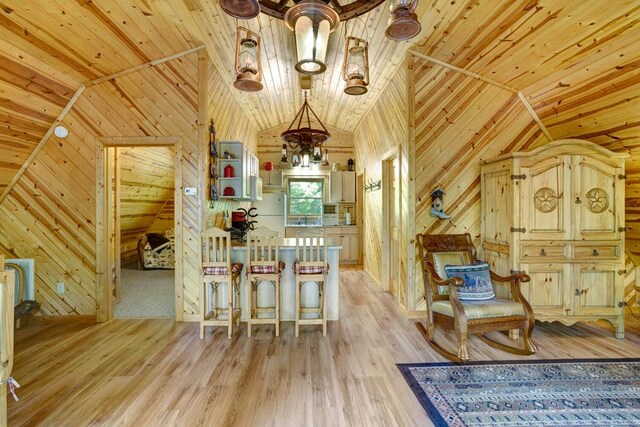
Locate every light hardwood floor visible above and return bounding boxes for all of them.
[8,268,640,426]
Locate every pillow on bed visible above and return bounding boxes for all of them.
[146,233,170,250]
[444,262,495,301]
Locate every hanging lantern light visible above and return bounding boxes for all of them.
[233,26,263,92]
[220,0,260,19]
[300,147,312,168]
[342,36,369,95]
[385,0,421,41]
[284,0,340,75]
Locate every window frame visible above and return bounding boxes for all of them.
[286,178,324,226]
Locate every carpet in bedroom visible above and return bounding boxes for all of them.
[113,268,175,318]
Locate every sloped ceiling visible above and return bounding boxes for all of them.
[0,1,639,239]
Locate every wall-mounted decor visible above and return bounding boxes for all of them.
[430,187,450,219]
[209,120,218,206]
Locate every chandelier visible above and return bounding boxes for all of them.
[221,0,421,79]
[281,93,330,150]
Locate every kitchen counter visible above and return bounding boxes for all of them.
[226,238,342,322]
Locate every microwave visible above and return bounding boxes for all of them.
[323,203,338,226]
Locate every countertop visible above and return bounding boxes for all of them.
[285,224,357,228]
[231,237,342,250]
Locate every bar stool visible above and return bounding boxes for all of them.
[200,228,242,339]
[294,230,328,337]
[246,227,284,337]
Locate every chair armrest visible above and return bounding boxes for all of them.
[433,275,465,288]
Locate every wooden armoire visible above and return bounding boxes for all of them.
[480,139,628,338]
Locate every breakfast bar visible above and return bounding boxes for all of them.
[230,238,342,321]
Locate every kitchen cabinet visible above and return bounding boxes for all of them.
[481,139,627,338]
[218,140,261,201]
[329,171,356,203]
[285,227,359,264]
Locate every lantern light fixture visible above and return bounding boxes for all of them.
[233,26,263,92]
[385,0,421,41]
[342,35,370,95]
[284,0,340,75]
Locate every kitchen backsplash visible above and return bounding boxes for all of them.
[339,203,356,224]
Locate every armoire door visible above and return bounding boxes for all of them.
[520,156,571,240]
[572,155,622,241]
[520,263,570,318]
[572,263,620,318]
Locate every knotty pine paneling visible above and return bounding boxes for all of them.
[0,112,97,316]
[0,51,257,319]
[411,56,544,310]
[118,146,175,267]
[353,65,409,307]
[258,123,354,168]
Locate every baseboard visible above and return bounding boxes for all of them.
[400,307,426,319]
[29,315,97,324]
[182,314,200,322]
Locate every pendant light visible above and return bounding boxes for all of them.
[385,0,421,41]
[233,26,263,92]
[342,35,370,95]
[220,0,260,19]
[284,0,340,75]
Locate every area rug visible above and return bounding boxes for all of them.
[113,268,175,318]
[398,358,640,427]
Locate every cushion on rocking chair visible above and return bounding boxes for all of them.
[444,262,495,301]
[432,299,526,320]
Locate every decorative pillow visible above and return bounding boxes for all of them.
[443,262,495,301]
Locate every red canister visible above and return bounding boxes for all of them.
[224,164,234,178]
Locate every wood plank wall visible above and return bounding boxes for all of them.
[353,66,409,308]
[0,51,257,319]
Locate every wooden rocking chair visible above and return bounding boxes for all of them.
[416,233,537,363]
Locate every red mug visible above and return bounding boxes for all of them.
[224,164,234,178]
[263,161,274,171]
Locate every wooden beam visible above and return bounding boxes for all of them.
[408,50,517,93]
[0,85,86,205]
[197,49,208,233]
[97,136,181,146]
[85,46,205,87]
[405,53,418,312]
[174,138,184,322]
[407,49,554,144]
[517,91,553,142]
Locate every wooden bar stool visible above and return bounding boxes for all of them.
[294,230,328,337]
[200,228,243,339]
[246,227,284,337]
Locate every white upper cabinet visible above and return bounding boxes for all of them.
[329,171,356,203]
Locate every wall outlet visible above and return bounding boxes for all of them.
[56,282,65,294]
[184,187,197,195]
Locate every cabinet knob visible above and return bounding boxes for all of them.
[539,248,547,257]
[575,288,581,296]
[592,249,599,257]
[575,196,582,204]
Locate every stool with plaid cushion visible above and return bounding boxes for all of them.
[246,227,284,337]
[294,230,328,337]
[200,228,243,339]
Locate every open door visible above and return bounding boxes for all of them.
[382,153,401,296]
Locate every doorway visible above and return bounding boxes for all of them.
[96,137,183,322]
[114,145,176,318]
[382,152,401,297]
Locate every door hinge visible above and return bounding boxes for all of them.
[618,227,626,232]
[618,174,627,180]
[510,269,525,275]
[510,174,527,180]
[510,227,526,233]
[618,301,626,308]
[618,269,627,276]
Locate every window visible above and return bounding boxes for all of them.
[287,179,323,226]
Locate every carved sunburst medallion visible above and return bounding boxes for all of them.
[534,187,558,213]
[586,188,609,213]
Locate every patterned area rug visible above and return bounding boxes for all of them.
[398,359,640,426]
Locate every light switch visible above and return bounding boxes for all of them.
[184,187,197,195]
[56,282,65,294]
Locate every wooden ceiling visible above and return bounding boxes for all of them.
[0,1,639,203]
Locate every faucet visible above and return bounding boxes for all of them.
[304,215,308,225]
